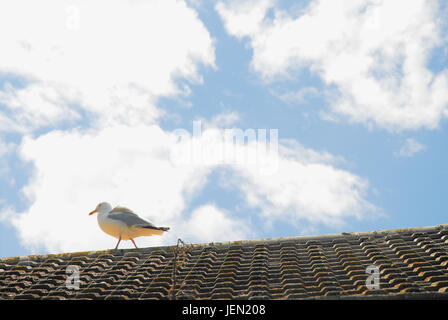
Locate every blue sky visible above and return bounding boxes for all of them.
[1,0,447,258]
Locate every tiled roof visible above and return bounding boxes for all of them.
[1,224,448,300]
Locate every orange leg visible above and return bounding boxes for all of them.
[115,236,121,250]
[131,239,138,249]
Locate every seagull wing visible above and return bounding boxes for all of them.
[108,206,162,230]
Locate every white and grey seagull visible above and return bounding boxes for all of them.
[89,202,169,249]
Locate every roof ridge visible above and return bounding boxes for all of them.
[2,223,447,262]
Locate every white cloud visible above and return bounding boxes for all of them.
[173,123,376,226]
[215,0,273,39]
[0,0,215,131]
[395,138,427,158]
[0,140,16,180]
[0,140,14,157]
[228,142,374,228]
[216,0,448,131]
[5,125,214,253]
[209,111,241,128]
[2,122,376,253]
[0,83,81,131]
[181,204,252,242]
[273,87,319,105]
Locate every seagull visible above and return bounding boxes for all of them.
[89,202,170,249]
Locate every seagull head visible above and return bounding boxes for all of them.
[89,202,112,215]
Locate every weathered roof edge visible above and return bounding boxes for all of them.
[307,291,448,300]
[2,223,447,263]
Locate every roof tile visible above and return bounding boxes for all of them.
[2,224,448,299]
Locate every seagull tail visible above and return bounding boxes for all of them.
[140,225,170,232]
[133,225,170,236]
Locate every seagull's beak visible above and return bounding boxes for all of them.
[89,210,97,216]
